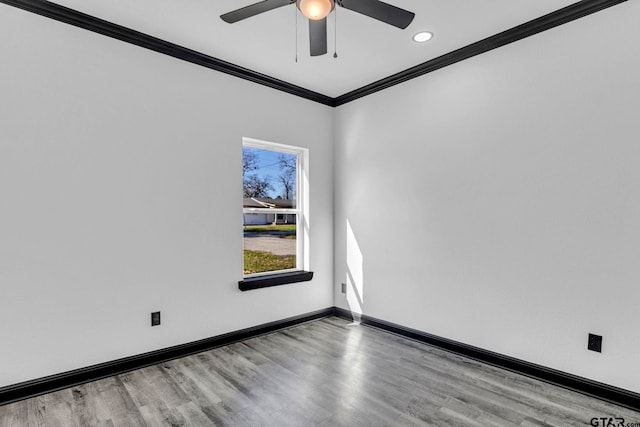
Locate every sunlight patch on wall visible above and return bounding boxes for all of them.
[346,219,364,315]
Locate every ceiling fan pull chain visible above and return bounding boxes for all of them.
[333,5,338,58]
[295,4,298,63]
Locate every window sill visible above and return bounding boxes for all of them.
[238,271,314,291]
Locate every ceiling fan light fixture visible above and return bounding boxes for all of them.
[298,0,334,21]
[412,31,433,43]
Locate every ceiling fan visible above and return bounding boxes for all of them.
[221,0,415,57]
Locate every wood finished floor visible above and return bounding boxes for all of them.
[1,317,638,426]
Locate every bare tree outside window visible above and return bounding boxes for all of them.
[243,149,273,198]
[277,153,296,200]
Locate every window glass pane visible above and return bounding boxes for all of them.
[243,221,297,275]
[242,147,296,207]
[243,146,298,275]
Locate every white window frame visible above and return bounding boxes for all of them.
[242,137,309,277]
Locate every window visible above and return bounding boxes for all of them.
[239,138,312,291]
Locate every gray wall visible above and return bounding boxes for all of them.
[333,2,640,393]
[0,6,334,387]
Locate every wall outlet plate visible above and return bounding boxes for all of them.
[341,283,346,294]
[588,333,602,352]
[151,311,161,326]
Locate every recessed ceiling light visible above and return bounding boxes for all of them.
[413,31,433,43]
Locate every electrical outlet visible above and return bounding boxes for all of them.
[341,283,346,294]
[588,333,602,352]
[151,311,161,326]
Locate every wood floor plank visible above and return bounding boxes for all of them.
[140,364,191,408]
[95,376,147,426]
[41,390,77,427]
[1,317,639,426]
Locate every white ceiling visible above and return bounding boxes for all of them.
[48,0,577,97]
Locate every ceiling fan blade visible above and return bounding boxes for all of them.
[309,18,328,57]
[221,0,295,23]
[338,0,415,29]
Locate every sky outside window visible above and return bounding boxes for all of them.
[243,147,296,202]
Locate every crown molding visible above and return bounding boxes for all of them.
[334,0,628,105]
[0,0,628,107]
[0,0,335,106]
